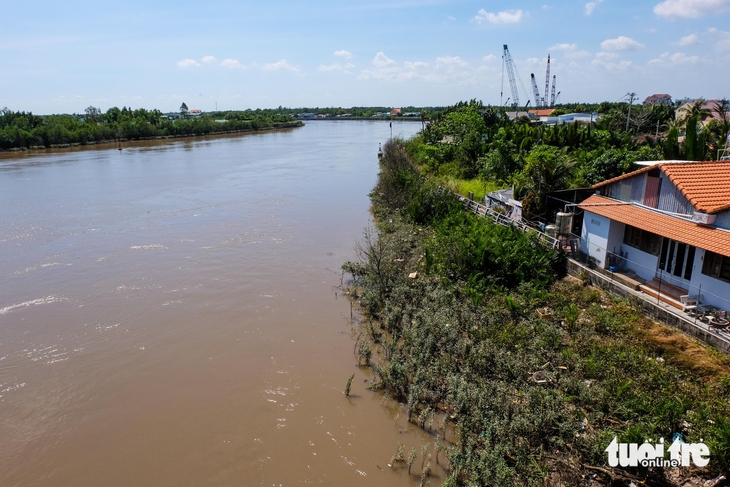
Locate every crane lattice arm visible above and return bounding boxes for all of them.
[550,75,557,107]
[530,74,542,108]
[503,45,520,107]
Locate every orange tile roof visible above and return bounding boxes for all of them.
[528,109,555,117]
[579,194,730,258]
[592,161,730,214]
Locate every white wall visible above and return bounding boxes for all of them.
[581,211,610,268]
[689,250,730,310]
[605,221,625,267]
[622,245,659,282]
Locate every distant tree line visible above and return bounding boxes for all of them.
[274,105,446,119]
[0,105,298,151]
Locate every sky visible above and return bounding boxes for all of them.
[2,0,729,114]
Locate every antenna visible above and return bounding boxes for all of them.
[626,92,637,132]
[501,53,505,106]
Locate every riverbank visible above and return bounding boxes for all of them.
[345,139,730,486]
[0,121,303,153]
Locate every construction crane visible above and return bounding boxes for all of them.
[543,55,551,109]
[550,75,557,107]
[530,74,542,108]
[502,45,520,107]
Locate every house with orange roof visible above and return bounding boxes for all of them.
[578,161,730,310]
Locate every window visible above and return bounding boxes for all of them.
[702,251,730,283]
[623,225,661,255]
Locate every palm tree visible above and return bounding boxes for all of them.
[513,145,574,220]
[713,98,730,154]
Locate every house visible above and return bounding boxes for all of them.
[390,108,402,116]
[643,94,673,106]
[188,109,203,118]
[578,161,730,310]
[528,109,556,118]
[675,100,727,126]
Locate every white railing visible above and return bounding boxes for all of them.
[440,188,563,250]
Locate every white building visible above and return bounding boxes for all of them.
[579,161,730,310]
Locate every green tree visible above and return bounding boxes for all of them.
[514,145,573,220]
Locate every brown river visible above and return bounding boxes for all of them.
[0,121,443,486]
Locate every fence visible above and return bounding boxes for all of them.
[450,190,730,352]
[448,190,563,251]
[567,232,730,314]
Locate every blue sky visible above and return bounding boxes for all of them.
[2,0,728,114]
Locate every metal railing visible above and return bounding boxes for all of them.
[442,188,563,250]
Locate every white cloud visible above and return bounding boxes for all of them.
[319,62,355,73]
[678,33,698,45]
[177,59,200,68]
[262,59,301,73]
[404,60,429,69]
[550,43,578,51]
[592,57,633,70]
[585,0,603,15]
[334,50,353,59]
[548,43,591,58]
[648,51,700,65]
[708,27,730,50]
[654,0,730,19]
[473,9,524,24]
[357,52,487,84]
[600,36,644,51]
[221,58,244,68]
[202,56,217,64]
[595,51,620,59]
[482,54,497,62]
[372,52,396,68]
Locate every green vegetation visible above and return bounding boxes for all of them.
[344,139,730,486]
[0,105,299,151]
[404,99,729,221]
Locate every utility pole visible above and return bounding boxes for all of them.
[625,92,637,132]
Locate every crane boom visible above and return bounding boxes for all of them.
[550,75,557,107]
[530,74,542,108]
[502,45,520,107]
[544,55,551,109]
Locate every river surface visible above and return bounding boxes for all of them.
[0,121,441,486]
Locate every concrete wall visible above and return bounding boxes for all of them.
[567,259,730,354]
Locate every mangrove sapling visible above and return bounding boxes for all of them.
[421,443,430,471]
[407,447,417,474]
[344,374,354,397]
[390,442,405,467]
[420,462,431,487]
[356,337,371,366]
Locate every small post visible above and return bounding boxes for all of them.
[657,270,662,306]
[696,283,702,327]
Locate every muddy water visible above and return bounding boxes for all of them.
[0,121,443,486]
